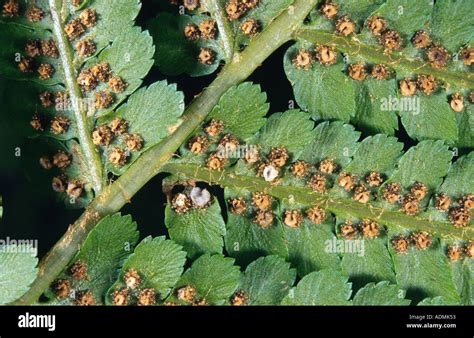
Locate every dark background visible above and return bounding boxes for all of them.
[0,1,414,258]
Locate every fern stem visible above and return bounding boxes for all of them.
[49,0,104,192]
[207,0,235,62]
[161,163,473,241]
[296,29,474,89]
[14,0,319,305]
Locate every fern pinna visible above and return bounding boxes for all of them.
[0,0,472,306]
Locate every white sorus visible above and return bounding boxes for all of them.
[263,165,279,182]
[190,187,211,207]
[174,193,189,207]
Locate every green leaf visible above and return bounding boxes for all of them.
[456,107,474,151]
[431,0,474,52]
[175,254,241,305]
[338,0,386,21]
[283,220,341,277]
[390,238,460,303]
[254,109,314,157]
[439,152,474,197]
[450,259,473,305]
[341,237,396,290]
[99,81,185,175]
[282,269,352,305]
[110,236,186,300]
[370,0,433,36]
[284,44,356,122]
[353,281,411,305]
[165,200,226,260]
[300,121,361,166]
[399,93,458,145]
[0,244,38,305]
[353,79,399,135]
[344,134,403,176]
[418,296,457,305]
[237,255,296,305]
[207,82,269,140]
[388,140,453,190]
[64,214,139,303]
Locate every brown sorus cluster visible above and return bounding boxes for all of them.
[410,182,428,200]
[335,15,355,36]
[401,194,420,216]
[205,119,224,137]
[435,192,451,212]
[94,90,114,109]
[37,63,55,80]
[382,182,401,203]
[399,78,417,96]
[198,47,215,65]
[461,47,473,66]
[183,0,200,11]
[366,171,384,187]
[2,0,20,17]
[348,63,368,81]
[308,173,327,193]
[50,115,70,135]
[26,5,44,22]
[176,285,197,303]
[320,1,338,19]
[353,184,370,204]
[426,45,450,69]
[171,193,192,214]
[291,160,311,178]
[53,150,72,169]
[112,288,130,306]
[219,133,240,153]
[66,180,83,199]
[340,220,358,240]
[108,75,128,93]
[30,115,44,131]
[391,235,410,254]
[446,245,463,262]
[65,18,86,40]
[53,279,71,299]
[380,30,403,51]
[359,219,380,238]
[70,261,88,280]
[188,135,210,154]
[109,118,128,135]
[268,147,289,167]
[319,158,337,174]
[39,155,53,170]
[228,198,247,215]
[108,147,128,166]
[206,152,227,170]
[92,125,113,146]
[231,290,249,306]
[76,38,97,57]
[199,19,217,39]
[77,69,98,91]
[449,207,470,227]
[417,74,437,95]
[410,231,432,250]
[253,210,274,229]
[225,0,259,21]
[52,176,67,193]
[371,64,390,80]
[39,91,54,108]
[41,39,59,58]
[283,210,304,228]
[241,19,260,37]
[306,205,326,224]
[337,172,355,192]
[25,39,42,58]
[124,133,143,152]
[412,30,432,49]
[460,194,474,210]
[137,288,156,306]
[366,16,387,36]
[316,45,337,65]
[184,24,200,40]
[293,49,314,70]
[124,268,141,289]
[79,8,97,28]
[449,93,464,112]
[75,290,96,306]
[252,192,272,211]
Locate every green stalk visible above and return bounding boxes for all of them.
[14,0,319,305]
[162,162,472,241]
[296,29,474,89]
[207,0,235,62]
[49,0,104,192]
